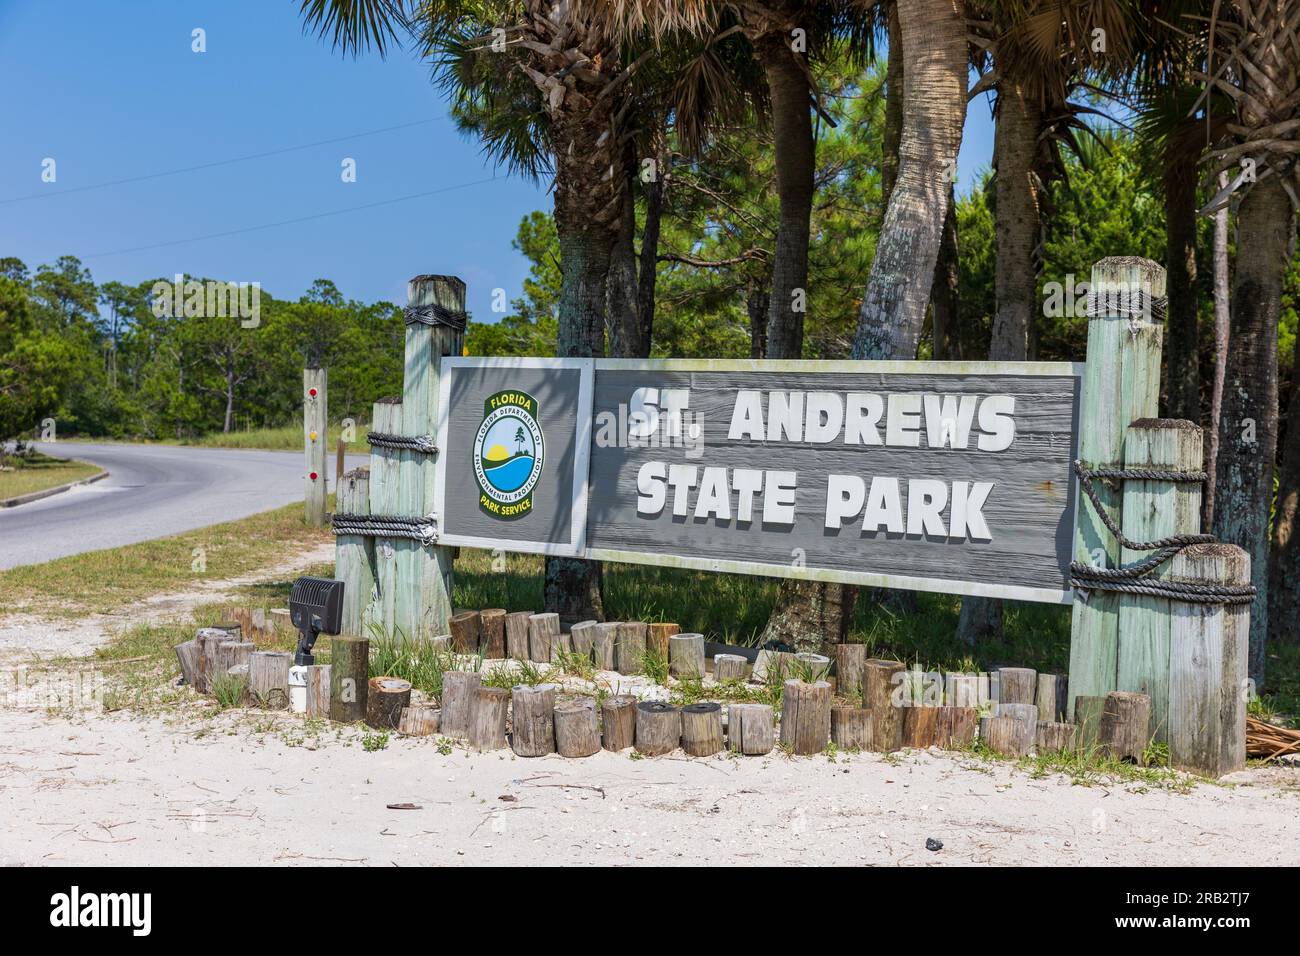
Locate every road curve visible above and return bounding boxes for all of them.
[0,443,367,570]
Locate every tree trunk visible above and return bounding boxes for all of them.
[637,172,663,355]
[747,278,769,358]
[1212,173,1291,682]
[1204,170,1232,528]
[851,0,967,362]
[607,155,641,359]
[757,31,814,361]
[930,183,961,360]
[1165,157,1201,422]
[882,0,903,210]
[1271,305,1300,645]
[223,373,235,434]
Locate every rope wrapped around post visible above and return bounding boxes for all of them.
[365,431,437,454]
[331,513,438,546]
[1068,460,1256,605]
[403,303,467,331]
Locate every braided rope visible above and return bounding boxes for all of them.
[1068,574,1257,605]
[1084,288,1168,321]
[1074,460,1216,553]
[404,303,467,331]
[366,431,437,454]
[331,513,437,546]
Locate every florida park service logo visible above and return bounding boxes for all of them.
[474,390,544,520]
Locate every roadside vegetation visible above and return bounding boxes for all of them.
[0,451,99,502]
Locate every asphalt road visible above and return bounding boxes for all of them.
[0,443,367,570]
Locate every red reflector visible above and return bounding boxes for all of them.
[309,472,318,481]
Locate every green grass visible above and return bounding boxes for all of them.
[0,452,100,501]
[187,420,369,453]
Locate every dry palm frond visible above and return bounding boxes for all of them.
[1246,714,1300,761]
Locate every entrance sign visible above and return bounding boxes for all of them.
[436,357,1082,603]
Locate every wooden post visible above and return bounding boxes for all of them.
[335,467,375,637]
[616,621,648,674]
[681,702,724,756]
[248,651,292,709]
[216,640,253,680]
[1100,690,1152,763]
[834,644,866,701]
[555,697,601,757]
[647,622,679,661]
[528,612,561,663]
[174,640,199,687]
[303,367,328,527]
[305,664,331,718]
[728,703,775,755]
[601,695,637,751]
[336,436,346,487]
[713,654,748,682]
[1068,258,1166,717]
[439,671,482,739]
[780,680,831,755]
[980,714,1034,756]
[328,635,369,723]
[505,611,532,660]
[368,397,403,638]
[449,610,482,655]
[1035,721,1076,753]
[366,676,412,730]
[1168,543,1250,776]
[634,701,681,756]
[996,667,1036,705]
[569,620,598,661]
[901,705,938,748]
[593,622,618,670]
[399,703,440,735]
[831,705,872,749]
[194,627,229,693]
[863,659,904,752]
[480,608,506,658]
[668,632,705,679]
[934,706,978,748]
[1116,419,1203,745]
[945,672,980,708]
[469,685,510,751]
[1036,673,1067,722]
[511,684,557,756]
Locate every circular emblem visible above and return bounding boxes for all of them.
[473,390,544,520]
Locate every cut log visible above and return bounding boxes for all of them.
[398,703,440,736]
[480,608,507,658]
[681,702,724,757]
[980,702,1037,756]
[669,632,705,679]
[831,705,872,749]
[449,611,482,655]
[1035,720,1076,753]
[505,611,532,660]
[366,676,412,730]
[593,622,618,670]
[569,620,598,661]
[248,651,292,709]
[934,706,978,748]
[635,701,681,756]
[217,640,254,677]
[901,705,939,748]
[728,703,775,755]
[439,670,482,739]
[527,612,561,663]
[194,627,232,693]
[713,653,748,682]
[834,644,866,701]
[600,694,637,751]
[945,672,980,709]
[1100,690,1151,764]
[616,621,648,674]
[1074,694,1108,752]
[469,685,510,751]
[511,683,558,756]
[1037,673,1068,722]
[780,680,832,755]
[174,640,200,687]
[794,653,831,682]
[864,659,905,752]
[328,635,369,723]
[305,664,331,719]
[554,696,600,757]
[996,667,1037,705]
[647,622,679,660]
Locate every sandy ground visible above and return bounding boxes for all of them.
[1,543,1298,867]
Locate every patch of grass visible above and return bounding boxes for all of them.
[187,420,369,453]
[640,646,669,684]
[367,624,477,699]
[0,452,100,501]
[210,672,248,709]
[963,737,1195,792]
[360,730,389,752]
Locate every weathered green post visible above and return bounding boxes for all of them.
[303,367,328,527]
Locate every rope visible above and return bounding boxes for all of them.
[1070,460,1256,605]
[404,303,467,331]
[331,513,438,546]
[1084,288,1168,321]
[366,431,437,454]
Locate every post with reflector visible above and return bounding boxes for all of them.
[303,367,328,527]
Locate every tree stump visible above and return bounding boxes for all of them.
[600,694,637,751]
[469,685,510,751]
[980,703,1037,756]
[934,706,978,748]
[174,640,200,687]
[945,672,980,708]
[864,659,904,752]
[1035,720,1076,753]
[398,703,440,736]
[616,621,648,674]
[834,644,866,700]
[996,667,1037,705]
[528,612,560,663]
[780,680,831,755]
[831,705,872,749]
[713,653,748,682]
[681,702,724,756]
[195,627,232,693]
[505,611,532,660]
[669,632,705,679]
[901,706,939,748]
[449,611,481,654]
[1036,673,1067,722]
[328,635,369,723]
[1100,690,1151,763]
[248,651,291,709]
[728,703,775,755]
[569,620,598,661]
[440,670,482,739]
[510,683,557,756]
[795,653,831,682]
[647,622,679,660]
[305,664,331,719]
[635,701,681,756]
[593,622,618,670]
[554,696,600,757]
[480,608,507,658]
[1073,694,1108,751]
[217,641,254,678]
[366,676,412,730]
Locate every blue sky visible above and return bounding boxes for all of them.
[0,0,994,320]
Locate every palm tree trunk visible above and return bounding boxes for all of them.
[1204,170,1231,527]
[1271,325,1300,644]
[1164,158,1201,422]
[851,0,967,362]
[930,183,961,360]
[1212,173,1291,682]
[636,173,664,355]
[607,160,641,359]
[882,0,903,209]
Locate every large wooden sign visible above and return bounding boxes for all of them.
[436,358,1082,604]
